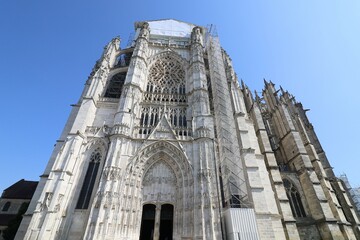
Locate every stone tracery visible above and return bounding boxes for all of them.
[138,53,190,136]
[142,160,177,203]
[144,54,186,104]
[76,148,102,209]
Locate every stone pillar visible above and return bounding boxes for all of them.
[189,26,212,129]
[189,26,221,240]
[114,22,149,134]
[153,204,161,240]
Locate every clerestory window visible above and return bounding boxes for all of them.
[104,72,126,98]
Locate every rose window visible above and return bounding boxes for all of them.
[138,54,190,137]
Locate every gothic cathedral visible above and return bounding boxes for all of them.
[15,20,360,240]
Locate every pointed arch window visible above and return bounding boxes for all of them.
[2,202,11,212]
[104,72,126,98]
[283,179,306,218]
[76,148,102,209]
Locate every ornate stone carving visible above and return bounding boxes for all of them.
[138,53,190,137]
[45,192,53,208]
[94,192,102,208]
[103,191,111,208]
[54,194,64,212]
[139,22,150,40]
[198,169,213,182]
[190,62,205,75]
[36,192,53,212]
[191,27,203,46]
[85,126,102,135]
[195,126,211,138]
[103,166,122,181]
[112,123,130,135]
[142,161,177,203]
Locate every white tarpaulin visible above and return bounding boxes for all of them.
[148,19,195,38]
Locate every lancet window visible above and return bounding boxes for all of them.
[138,54,190,136]
[76,148,102,209]
[283,179,306,218]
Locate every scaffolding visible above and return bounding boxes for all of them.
[339,174,360,215]
[206,29,249,208]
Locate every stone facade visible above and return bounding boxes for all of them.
[15,19,360,240]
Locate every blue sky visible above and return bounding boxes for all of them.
[0,1,359,192]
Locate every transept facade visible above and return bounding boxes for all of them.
[15,19,360,240]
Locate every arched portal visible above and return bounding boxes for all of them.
[141,160,176,240]
[126,141,194,239]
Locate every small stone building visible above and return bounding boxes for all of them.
[0,179,37,239]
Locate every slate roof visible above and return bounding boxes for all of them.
[1,179,38,200]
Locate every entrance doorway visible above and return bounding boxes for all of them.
[159,204,173,240]
[139,204,174,240]
[139,204,156,240]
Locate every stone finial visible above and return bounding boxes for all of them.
[111,36,121,50]
[280,86,285,94]
[240,79,246,89]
